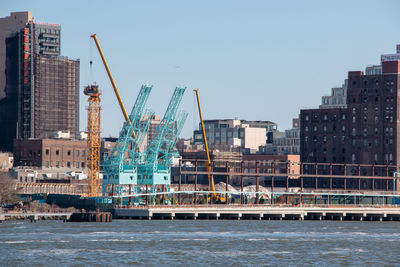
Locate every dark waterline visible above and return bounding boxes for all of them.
[1,220,400,266]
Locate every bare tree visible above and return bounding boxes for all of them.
[0,172,18,204]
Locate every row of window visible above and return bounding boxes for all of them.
[304,135,346,142]
[352,106,394,114]
[45,149,86,157]
[351,127,394,137]
[304,114,346,122]
[351,79,394,87]
[45,161,85,168]
[305,125,346,132]
[37,27,60,35]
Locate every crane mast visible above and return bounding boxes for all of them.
[193,89,215,193]
[84,85,101,197]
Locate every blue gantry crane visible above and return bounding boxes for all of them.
[102,84,153,197]
[102,86,187,203]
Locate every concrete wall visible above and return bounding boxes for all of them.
[243,127,266,150]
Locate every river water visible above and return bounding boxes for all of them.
[1,220,399,266]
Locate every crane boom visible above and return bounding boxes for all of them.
[194,89,215,193]
[90,34,134,137]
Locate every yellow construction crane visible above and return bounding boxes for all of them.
[85,85,101,197]
[85,33,135,197]
[193,89,216,195]
[90,34,135,138]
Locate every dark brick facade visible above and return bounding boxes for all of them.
[300,61,400,167]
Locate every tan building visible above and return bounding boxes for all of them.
[243,154,300,179]
[0,152,13,171]
[13,139,87,169]
[193,119,269,151]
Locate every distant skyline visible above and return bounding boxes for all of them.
[1,0,399,138]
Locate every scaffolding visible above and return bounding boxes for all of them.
[85,84,101,197]
[32,55,80,139]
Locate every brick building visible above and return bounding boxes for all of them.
[301,61,400,166]
[300,45,400,188]
[13,139,87,168]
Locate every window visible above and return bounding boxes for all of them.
[56,149,59,156]
[82,150,86,157]
[323,126,327,132]
[67,162,71,168]
[313,126,317,132]
[352,116,356,123]
[76,150,80,157]
[45,161,49,167]
[342,114,346,120]
[352,108,356,114]
[342,126,345,131]
[76,162,79,168]
[45,149,49,156]
[81,162,85,168]
[352,128,356,136]
[305,126,308,132]
[55,161,59,167]
[67,150,71,156]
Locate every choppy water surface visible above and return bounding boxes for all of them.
[1,220,400,266]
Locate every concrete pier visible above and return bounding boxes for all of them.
[0,212,72,222]
[113,206,400,221]
[68,211,112,222]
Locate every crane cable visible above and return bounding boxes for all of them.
[89,35,93,83]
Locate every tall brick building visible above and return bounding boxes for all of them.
[300,46,400,170]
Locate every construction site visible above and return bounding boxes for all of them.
[18,33,393,220]
[4,31,400,221]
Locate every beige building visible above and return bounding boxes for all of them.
[0,152,13,171]
[193,119,269,151]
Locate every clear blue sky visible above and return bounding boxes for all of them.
[1,0,399,138]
